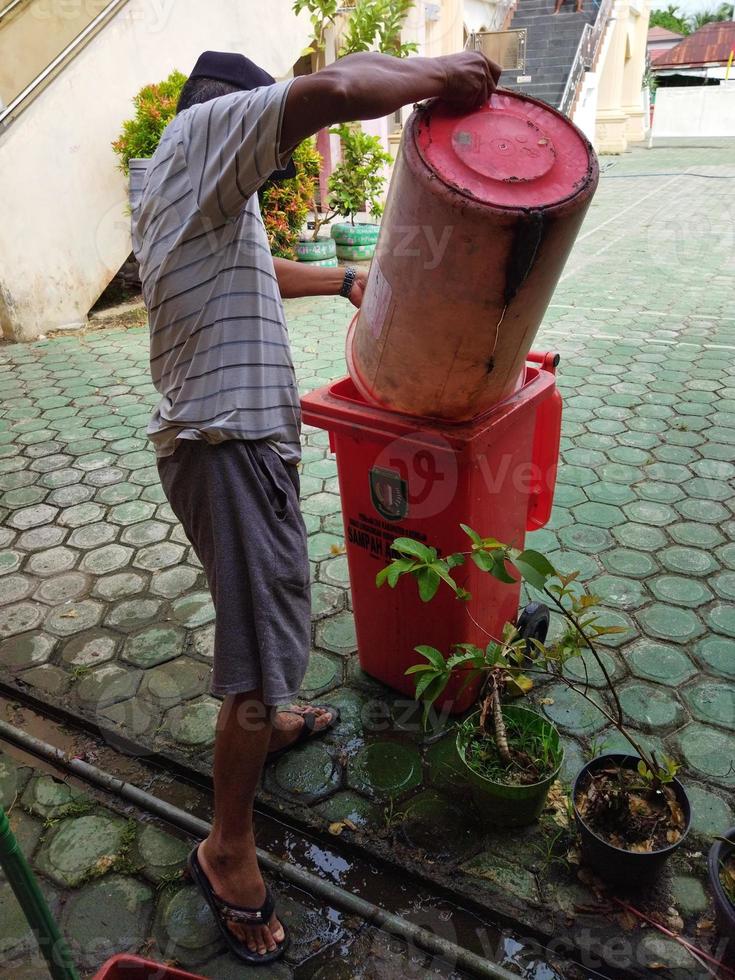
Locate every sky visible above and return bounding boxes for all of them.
[650,0,732,12]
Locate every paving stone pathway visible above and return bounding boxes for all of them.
[1,144,734,976]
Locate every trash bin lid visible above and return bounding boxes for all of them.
[415,89,594,210]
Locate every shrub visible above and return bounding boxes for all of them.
[327,123,392,224]
[112,70,187,174]
[260,139,322,258]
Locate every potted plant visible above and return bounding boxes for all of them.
[378,526,691,875]
[709,830,735,965]
[326,124,392,259]
[112,69,187,212]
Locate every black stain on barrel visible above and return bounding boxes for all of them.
[504,209,545,306]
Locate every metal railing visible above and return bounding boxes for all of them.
[558,0,614,116]
[0,0,130,131]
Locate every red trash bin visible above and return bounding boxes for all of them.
[301,351,562,715]
[93,954,205,979]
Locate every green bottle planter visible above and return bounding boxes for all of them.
[330,222,380,246]
[295,237,337,261]
[456,705,563,828]
[303,256,339,267]
[336,243,376,262]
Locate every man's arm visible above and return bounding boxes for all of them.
[274,258,367,308]
[280,51,501,154]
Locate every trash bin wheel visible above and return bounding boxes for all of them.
[516,602,550,655]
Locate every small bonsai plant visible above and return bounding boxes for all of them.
[378,527,690,863]
[112,70,186,174]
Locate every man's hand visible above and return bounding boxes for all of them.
[437,52,502,110]
[348,269,368,309]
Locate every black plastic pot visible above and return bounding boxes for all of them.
[457,705,563,828]
[573,753,691,885]
[708,828,735,966]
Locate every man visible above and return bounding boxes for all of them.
[134,47,500,965]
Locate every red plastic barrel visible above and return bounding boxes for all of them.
[93,955,205,979]
[348,90,597,420]
[302,353,562,713]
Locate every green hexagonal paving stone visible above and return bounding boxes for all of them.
[314,789,383,830]
[92,571,147,602]
[153,884,221,966]
[45,599,103,637]
[300,651,342,696]
[636,603,705,644]
[685,476,733,502]
[675,723,735,787]
[61,630,118,668]
[552,484,587,508]
[62,874,154,967]
[660,545,719,578]
[637,481,685,505]
[706,603,735,638]
[133,542,185,572]
[123,625,186,668]
[675,497,730,524]
[99,697,162,741]
[68,523,117,550]
[718,543,735,571]
[612,522,668,552]
[695,636,735,679]
[683,681,734,729]
[563,447,606,468]
[311,582,344,621]
[585,482,637,507]
[687,782,733,837]
[557,465,597,488]
[623,500,677,526]
[267,740,341,803]
[35,571,89,606]
[58,502,106,529]
[557,524,613,554]
[25,545,78,578]
[315,611,357,657]
[303,456,337,480]
[669,522,724,549]
[8,503,58,531]
[0,549,23,577]
[47,484,94,509]
[602,548,658,580]
[36,812,128,887]
[589,574,647,609]
[20,773,89,820]
[649,574,713,608]
[165,697,219,748]
[41,468,82,490]
[120,520,169,547]
[109,500,156,525]
[562,648,625,687]
[0,573,35,604]
[400,789,481,858]
[0,756,32,809]
[308,532,343,562]
[134,824,190,883]
[140,657,210,706]
[525,528,558,554]
[2,485,47,510]
[150,566,198,600]
[317,554,351,589]
[302,512,320,536]
[617,682,685,732]
[712,571,735,602]
[77,664,143,708]
[79,544,134,576]
[20,664,71,697]
[94,482,141,506]
[0,877,61,959]
[301,492,342,517]
[105,598,163,632]
[171,592,215,628]
[0,630,55,668]
[348,741,423,799]
[84,466,127,489]
[540,684,607,736]
[626,639,696,687]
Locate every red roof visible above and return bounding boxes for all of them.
[654,21,735,67]
[648,26,684,42]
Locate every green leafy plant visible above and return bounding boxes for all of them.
[112,70,186,174]
[377,526,678,791]
[260,139,322,257]
[294,0,339,52]
[327,124,392,224]
[340,0,418,57]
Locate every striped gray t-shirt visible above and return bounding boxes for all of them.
[133,80,301,462]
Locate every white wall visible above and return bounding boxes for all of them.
[652,85,735,141]
[0,0,310,341]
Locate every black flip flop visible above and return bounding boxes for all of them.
[187,845,289,965]
[266,704,341,762]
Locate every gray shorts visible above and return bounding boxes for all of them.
[157,439,311,704]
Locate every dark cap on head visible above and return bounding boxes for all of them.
[189,51,275,91]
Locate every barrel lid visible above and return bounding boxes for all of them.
[415,90,592,209]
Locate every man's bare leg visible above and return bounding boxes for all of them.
[197,691,284,957]
[553,0,563,12]
[196,694,335,956]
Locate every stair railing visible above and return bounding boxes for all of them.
[558,0,614,116]
[0,0,131,130]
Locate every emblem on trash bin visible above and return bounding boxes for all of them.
[369,466,408,521]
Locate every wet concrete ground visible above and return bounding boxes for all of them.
[1,144,734,977]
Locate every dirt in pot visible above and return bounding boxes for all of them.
[460,711,561,786]
[720,847,735,907]
[575,763,687,852]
